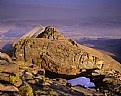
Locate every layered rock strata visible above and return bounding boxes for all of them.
[14,26,121,77]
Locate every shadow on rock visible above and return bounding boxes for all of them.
[1,44,14,57]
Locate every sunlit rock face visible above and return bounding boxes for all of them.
[19,25,45,39]
[14,26,121,77]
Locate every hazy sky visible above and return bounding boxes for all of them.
[0,0,121,21]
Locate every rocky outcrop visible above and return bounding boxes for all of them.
[12,26,121,95]
[14,26,121,77]
[37,26,65,40]
[1,25,121,95]
[1,59,102,96]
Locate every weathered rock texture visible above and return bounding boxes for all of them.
[0,52,12,62]
[1,59,98,96]
[14,26,121,77]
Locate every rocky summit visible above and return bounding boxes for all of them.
[1,25,121,95]
[14,26,121,76]
[13,26,121,95]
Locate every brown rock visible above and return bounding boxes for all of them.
[0,52,12,63]
[71,86,104,96]
[0,63,19,83]
[0,83,18,92]
[0,63,19,75]
[56,78,67,85]
[27,79,36,84]
[0,73,10,82]
[14,79,22,87]
[44,82,51,86]
[24,72,34,80]
[13,26,121,77]
[37,26,65,40]
[0,60,9,65]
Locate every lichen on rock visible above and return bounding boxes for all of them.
[19,85,34,96]
[9,74,19,84]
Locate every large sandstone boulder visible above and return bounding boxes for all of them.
[13,26,121,76]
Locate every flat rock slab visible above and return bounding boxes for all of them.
[0,83,18,92]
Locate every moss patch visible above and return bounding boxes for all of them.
[19,85,33,96]
[9,75,19,84]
